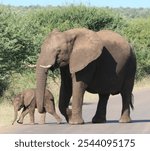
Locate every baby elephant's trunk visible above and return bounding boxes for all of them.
[12,107,18,125]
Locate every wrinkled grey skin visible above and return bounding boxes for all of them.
[36,28,136,125]
[12,88,62,125]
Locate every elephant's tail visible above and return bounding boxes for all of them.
[130,93,134,110]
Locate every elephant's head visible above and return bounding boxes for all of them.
[36,28,103,113]
[12,94,24,111]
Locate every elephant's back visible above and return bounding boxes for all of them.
[98,30,129,44]
[97,30,130,55]
[98,30,132,74]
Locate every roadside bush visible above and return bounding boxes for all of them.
[0,4,150,102]
[0,6,35,96]
[122,18,150,79]
[0,5,125,100]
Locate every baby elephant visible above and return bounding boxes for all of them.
[12,88,62,125]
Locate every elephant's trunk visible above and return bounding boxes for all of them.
[12,107,18,125]
[36,64,48,113]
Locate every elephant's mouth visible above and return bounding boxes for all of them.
[39,64,56,72]
[50,58,60,71]
[39,54,68,71]
[56,58,69,67]
[50,61,68,70]
[50,64,59,72]
[55,53,69,67]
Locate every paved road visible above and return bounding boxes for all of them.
[1,88,150,134]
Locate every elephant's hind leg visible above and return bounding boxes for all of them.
[17,107,29,124]
[52,112,62,124]
[119,76,134,123]
[92,94,110,123]
[28,108,35,124]
[119,54,135,123]
[119,92,132,123]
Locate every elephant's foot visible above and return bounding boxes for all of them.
[39,121,45,125]
[119,116,131,123]
[53,113,62,124]
[69,113,84,125]
[56,118,62,124]
[119,109,131,123]
[92,116,106,124]
[39,113,46,124]
[66,108,72,119]
[17,120,23,124]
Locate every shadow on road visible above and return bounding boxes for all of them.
[131,119,150,123]
[107,119,150,123]
[21,119,150,126]
[85,119,150,124]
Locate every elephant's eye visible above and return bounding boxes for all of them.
[56,48,61,53]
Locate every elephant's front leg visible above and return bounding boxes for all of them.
[39,112,46,124]
[12,108,18,125]
[59,66,72,122]
[69,75,87,125]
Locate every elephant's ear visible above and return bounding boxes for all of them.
[24,90,35,107]
[69,32,103,73]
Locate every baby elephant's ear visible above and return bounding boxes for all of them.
[69,32,103,73]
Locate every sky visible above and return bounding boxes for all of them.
[0,0,150,8]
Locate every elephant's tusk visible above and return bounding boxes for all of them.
[40,64,52,69]
[27,64,36,68]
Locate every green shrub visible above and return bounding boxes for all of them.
[0,5,150,102]
[122,18,150,79]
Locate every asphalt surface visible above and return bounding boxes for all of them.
[1,87,150,134]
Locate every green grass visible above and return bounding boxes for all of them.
[134,76,150,89]
[0,101,13,126]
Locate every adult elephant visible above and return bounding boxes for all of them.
[36,28,136,125]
